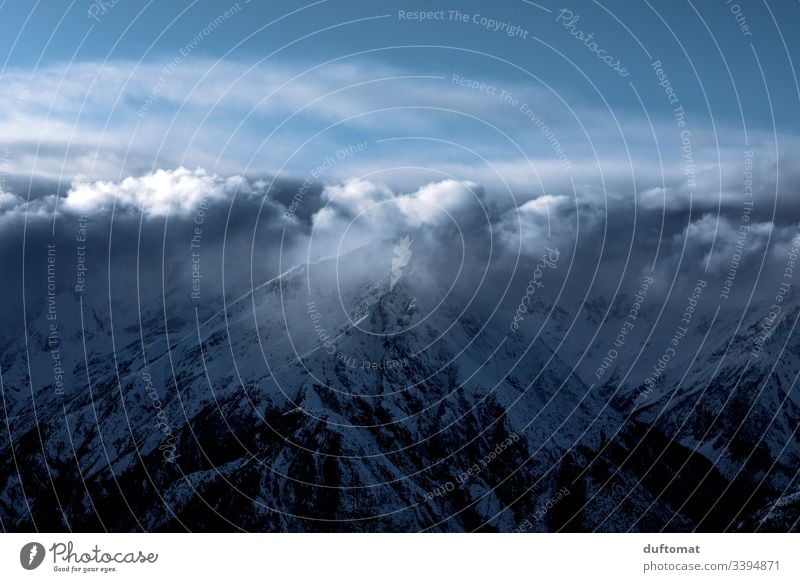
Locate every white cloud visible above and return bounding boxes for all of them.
[321,178,393,215]
[0,190,23,212]
[307,178,482,260]
[0,167,256,223]
[316,178,480,229]
[395,179,480,225]
[678,213,774,272]
[63,167,241,216]
[519,194,569,216]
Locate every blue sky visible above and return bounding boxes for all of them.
[0,0,798,204]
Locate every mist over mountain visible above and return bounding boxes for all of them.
[1,160,798,532]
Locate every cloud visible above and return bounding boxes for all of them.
[64,167,243,216]
[320,178,393,216]
[314,178,481,229]
[3,56,799,225]
[6,55,762,198]
[394,179,482,225]
[4,59,556,183]
[0,190,22,211]
[518,194,569,216]
[303,178,485,261]
[0,168,263,227]
[1,161,799,349]
[678,213,774,273]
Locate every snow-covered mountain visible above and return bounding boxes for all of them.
[1,236,798,532]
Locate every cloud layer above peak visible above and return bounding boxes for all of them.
[64,167,248,216]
